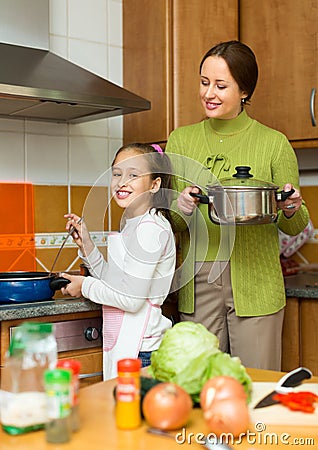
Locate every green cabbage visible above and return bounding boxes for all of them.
[149,321,252,404]
[206,351,253,403]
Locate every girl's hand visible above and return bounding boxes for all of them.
[277,183,303,218]
[177,186,201,216]
[60,273,85,297]
[64,213,94,256]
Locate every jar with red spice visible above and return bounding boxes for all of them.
[56,359,81,431]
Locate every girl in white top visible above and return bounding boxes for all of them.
[61,143,176,380]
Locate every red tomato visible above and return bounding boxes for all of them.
[200,376,247,411]
[142,382,193,430]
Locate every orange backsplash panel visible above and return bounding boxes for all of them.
[0,183,36,271]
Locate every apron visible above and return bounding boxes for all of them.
[102,232,152,380]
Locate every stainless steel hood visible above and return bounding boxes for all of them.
[0,42,151,123]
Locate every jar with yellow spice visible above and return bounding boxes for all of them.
[115,358,142,429]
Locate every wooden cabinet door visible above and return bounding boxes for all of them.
[240,0,318,141]
[123,0,238,144]
[171,0,238,130]
[123,0,171,144]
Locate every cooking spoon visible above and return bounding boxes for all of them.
[49,216,84,276]
[147,427,232,449]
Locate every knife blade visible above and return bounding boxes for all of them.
[254,366,312,409]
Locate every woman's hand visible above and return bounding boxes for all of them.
[64,213,94,256]
[177,186,201,216]
[61,273,85,297]
[277,183,303,218]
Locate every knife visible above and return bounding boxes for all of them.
[254,366,312,409]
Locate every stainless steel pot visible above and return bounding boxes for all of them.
[191,166,294,225]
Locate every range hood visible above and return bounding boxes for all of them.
[0,42,151,123]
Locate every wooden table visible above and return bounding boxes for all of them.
[1,368,317,449]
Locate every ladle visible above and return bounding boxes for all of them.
[49,217,84,275]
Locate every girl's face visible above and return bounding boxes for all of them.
[200,56,247,120]
[111,149,161,216]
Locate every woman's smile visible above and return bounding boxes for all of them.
[205,100,222,110]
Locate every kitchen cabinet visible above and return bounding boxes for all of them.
[0,311,103,388]
[283,273,318,374]
[300,299,318,374]
[281,297,300,372]
[283,297,318,375]
[240,0,318,143]
[123,0,238,144]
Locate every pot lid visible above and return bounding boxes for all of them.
[208,166,279,190]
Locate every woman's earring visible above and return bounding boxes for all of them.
[241,97,246,104]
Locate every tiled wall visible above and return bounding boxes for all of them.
[0,0,123,273]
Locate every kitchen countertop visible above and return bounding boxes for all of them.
[0,295,102,321]
[285,272,318,298]
[0,368,317,450]
[0,272,317,322]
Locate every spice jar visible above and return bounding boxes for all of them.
[115,358,142,429]
[44,368,72,444]
[56,359,81,432]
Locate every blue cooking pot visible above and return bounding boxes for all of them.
[0,272,71,303]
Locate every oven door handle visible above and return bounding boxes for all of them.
[79,371,103,380]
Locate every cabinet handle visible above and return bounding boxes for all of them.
[79,371,103,379]
[310,88,317,126]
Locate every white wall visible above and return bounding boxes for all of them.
[0,0,123,186]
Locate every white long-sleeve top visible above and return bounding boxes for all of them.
[80,210,176,351]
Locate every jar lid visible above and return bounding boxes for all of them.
[208,166,279,190]
[22,322,53,334]
[44,368,72,384]
[56,359,81,375]
[117,358,142,372]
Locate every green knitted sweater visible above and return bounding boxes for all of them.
[166,109,309,316]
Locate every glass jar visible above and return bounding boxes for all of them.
[44,368,72,444]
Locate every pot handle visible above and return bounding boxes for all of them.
[189,192,210,204]
[276,189,295,202]
[49,276,71,291]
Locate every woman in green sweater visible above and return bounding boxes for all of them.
[166,40,309,370]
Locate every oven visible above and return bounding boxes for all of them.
[9,316,103,381]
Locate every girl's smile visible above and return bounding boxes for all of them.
[115,188,132,200]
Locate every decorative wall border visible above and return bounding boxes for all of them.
[32,227,318,248]
[34,232,108,248]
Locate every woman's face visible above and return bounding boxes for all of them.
[200,56,246,120]
[111,149,160,216]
